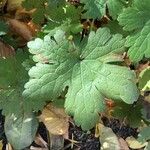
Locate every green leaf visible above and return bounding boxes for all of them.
[139,67,150,91]
[0,51,28,116]
[0,21,8,36]
[46,3,81,23]
[81,0,127,19]
[104,20,129,36]
[22,0,81,27]
[5,112,38,150]
[106,0,127,19]
[112,102,143,127]
[22,0,47,24]
[125,20,150,62]
[81,0,105,19]
[22,56,35,71]
[138,126,150,143]
[118,0,150,62]
[118,0,150,31]
[23,28,139,130]
[43,19,82,36]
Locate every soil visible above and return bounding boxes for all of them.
[102,117,138,139]
[0,111,138,150]
[63,117,138,150]
[66,123,100,150]
[0,111,7,150]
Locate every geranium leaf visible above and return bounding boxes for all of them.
[118,0,150,62]
[23,28,139,130]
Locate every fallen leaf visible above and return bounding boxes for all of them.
[30,146,48,150]
[0,39,15,58]
[7,19,33,41]
[98,123,120,150]
[0,0,7,10]
[34,134,48,148]
[95,123,101,138]
[15,8,36,20]
[6,143,13,150]
[144,142,150,150]
[50,134,64,150]
[0,140,3,150]
[118,138,129,150]
[7,0,23,11]
[136,61,150,76]
[39,104,69,136]
[126,136,147,149]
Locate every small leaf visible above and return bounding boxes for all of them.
[118,0,150,31]
[126,136,147,149]
[0,20,8,36]
[7,0,23,11]
[80,0,105,19]
[81,0,127,19]
[98,123,120,150]
[126,20,150,62]
[139,67,150,91]
[118,138,129,150]
[8,19,33,41]
[0,140,3,150]
[34,134,48,148]
[30,146,48,150]
[144,142,150,150]
[118,0,150,62]
[112,102,143,128]
[0,51,28,116]
[0,39,15,58]
[106,0,127,19]
[5,112,38,150]
[6,143,13,150]
[138,126,150,143]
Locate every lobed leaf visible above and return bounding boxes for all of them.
[118,0,150,62]
[24,28,139,130]
[125,21,150,62]
[81,0,127,19]
[0,51,28,116]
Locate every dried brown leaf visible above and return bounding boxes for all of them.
[7,0,23,12]
[7,19,33,41]
[118,138,129,150]
[6,143,13,150]
[98,123,120,150]
[0,0,7,10]
[39,104,69,136]
[0,39,15,58]
[0,140,3,150]
[34,134,48,148]
[136,61,150,76]
[30,146,48,150]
